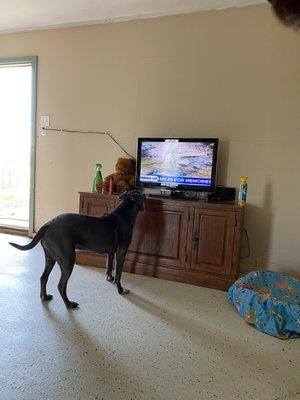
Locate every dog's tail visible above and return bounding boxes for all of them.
[9,221,51,251]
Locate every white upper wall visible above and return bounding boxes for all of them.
[0,0,266,33]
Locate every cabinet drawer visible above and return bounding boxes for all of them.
[80,195,115,217]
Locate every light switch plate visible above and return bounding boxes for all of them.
[40,115,50,135]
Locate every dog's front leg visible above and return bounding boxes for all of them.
[115,252,129,295]
[106,252,115,282]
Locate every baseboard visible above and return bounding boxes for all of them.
[0,225,28,236]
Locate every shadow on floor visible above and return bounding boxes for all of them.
[41,302,155,397]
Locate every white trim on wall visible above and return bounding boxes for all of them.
[0,1,266,35]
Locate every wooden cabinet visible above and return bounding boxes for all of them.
[76,192,244,291]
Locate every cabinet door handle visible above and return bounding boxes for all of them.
[192,232,199,249]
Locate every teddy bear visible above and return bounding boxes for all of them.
[97,157,136,194]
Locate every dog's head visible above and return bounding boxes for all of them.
[118,190,145,211]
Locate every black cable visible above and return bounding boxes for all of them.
[41,127,134,159]
[241,227,250,259]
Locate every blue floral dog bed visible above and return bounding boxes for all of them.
[228,271,300,339]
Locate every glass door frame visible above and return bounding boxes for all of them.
[0,56,37,237]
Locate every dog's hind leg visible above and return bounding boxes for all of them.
[40,247,56,301]
[106,252,115,282]
[114,251,129,295]
[57,253,78,309]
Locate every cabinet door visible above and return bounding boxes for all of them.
[80,195,115,217]
[190,209,236,276]
[127,199,190,269]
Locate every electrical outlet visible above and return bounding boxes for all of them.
[40,115,50,135]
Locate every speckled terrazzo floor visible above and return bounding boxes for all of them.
[0,234,299,400]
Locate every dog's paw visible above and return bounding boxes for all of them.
[106,275,114,283]
[66,301,79,309]
[118,288,130,295]
[41,294,53,301]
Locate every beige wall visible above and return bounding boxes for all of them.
[0,4,299,275]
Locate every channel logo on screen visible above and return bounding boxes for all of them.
[140,175,159,182]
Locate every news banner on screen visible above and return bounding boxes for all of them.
[139,139,215,187]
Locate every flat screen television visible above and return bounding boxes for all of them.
[136,137,219,192]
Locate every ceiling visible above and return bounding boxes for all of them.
[0,0,267,34]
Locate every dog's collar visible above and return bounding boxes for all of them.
[119,190,144,210]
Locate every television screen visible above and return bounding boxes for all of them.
[136,138,218,191]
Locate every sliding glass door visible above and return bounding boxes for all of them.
[0,57,37,236]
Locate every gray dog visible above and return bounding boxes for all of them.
[9,190,144,308]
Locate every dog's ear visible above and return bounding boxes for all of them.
[131,190,145,202]
[118,191,128,200]
[134,190,145,200]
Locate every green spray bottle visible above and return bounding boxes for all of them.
[92,163,103,193]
